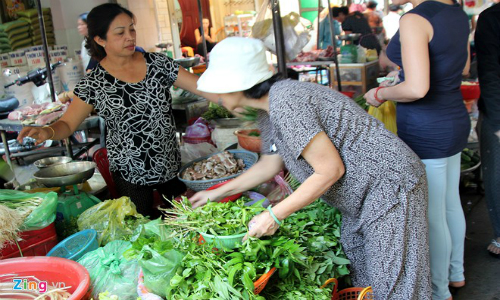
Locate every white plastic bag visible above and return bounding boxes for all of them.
[180,142,218,165]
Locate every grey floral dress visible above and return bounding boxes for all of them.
[258,80,431,300]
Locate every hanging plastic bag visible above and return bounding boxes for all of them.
[368,101,397,135]
[252,1,311,61]
[185,117,211,139]
[266,172,294,206]
[77,196,149,246]
[78,240,140,300]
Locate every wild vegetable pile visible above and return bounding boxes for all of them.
[461,148,480,171]
[156,197,349,299]
[202,103,233,120]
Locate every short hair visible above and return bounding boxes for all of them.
[367,1,378,9]
[79,12,89,23]
[86,3,135,61]
[331,6,349,17]
[388,4,401,12]
[243,73,284,99]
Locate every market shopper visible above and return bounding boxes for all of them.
[364,0,471,299]
[475,2,500,258]
[190,37,432,300]
[77,12,91,72]
[17,3,217,217]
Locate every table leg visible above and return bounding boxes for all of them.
[1,130,13,169]
[65,137,73,159]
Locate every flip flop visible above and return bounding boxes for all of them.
[488,239,500,258]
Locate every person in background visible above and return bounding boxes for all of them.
[191,37,432,299]
[364,1,384,29]
[341,6,382,54]
[364,0,471,298]
[383,4,402,41]
[194,18,216,55]
[318,7,342,49]
[18,3,218,217]
[77,12,91,71]
[474,2,500,258]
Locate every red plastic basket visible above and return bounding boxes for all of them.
[183,135,216,146]
[206,180,243,203]
[460,84,480,100]
[0,222,58,259]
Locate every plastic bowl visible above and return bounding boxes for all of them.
[199,232,247,250]
[340,91,355,98]
[460,83,480,100]
[0,256,90,299]
[47,229,99,261]
[206,180,243,203]
[234,129,261,153]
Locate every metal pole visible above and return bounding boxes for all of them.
[327,0,342,91]
[35,0,57,102]
[197,0,208,60]
[271,0,287,78]
[316,1,321,49]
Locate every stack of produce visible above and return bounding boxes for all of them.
[17,8,55,46]
[0,19,31,53]
[159,197,350,299]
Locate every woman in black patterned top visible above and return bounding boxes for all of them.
[190,37,431,299]
[18,3,217,216]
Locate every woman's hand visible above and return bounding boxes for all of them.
[379,70,400,87]
[57,91,73,103]
[364,87,384,107]
[17,126,53,145]
[244,210,279,241]
[189,189,224,209]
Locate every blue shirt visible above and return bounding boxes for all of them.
[319,18,341,49]
[386,1,470,159]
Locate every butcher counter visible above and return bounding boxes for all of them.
[0,115,104,169]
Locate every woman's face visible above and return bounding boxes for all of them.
[217,92,245,112]
[77,19,88,37]
[97,13,136,57]
[202,19,210,30]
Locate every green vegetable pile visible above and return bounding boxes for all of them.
[160,197,349,299]
[353,94,369,111]
[202,103,233,120]
[461,148,480,171]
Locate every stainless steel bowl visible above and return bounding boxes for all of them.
[34,156,72,168]
[211,118,243,128]
[337,33,362,41]
[33,161,96,187]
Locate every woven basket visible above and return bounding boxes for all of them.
[178,150,258,191]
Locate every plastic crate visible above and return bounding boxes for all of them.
[47,229,98,261]
[0,222,58,259]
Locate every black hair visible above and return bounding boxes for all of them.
[388,4,401,12]
[85,3,135,61]
[332,6,349,17]
[79,12,88,23]
[243,73,284,99]
[366,1,378,9]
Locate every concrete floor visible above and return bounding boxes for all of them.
[6,157,500,299]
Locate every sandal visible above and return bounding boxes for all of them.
[488,239,500,258]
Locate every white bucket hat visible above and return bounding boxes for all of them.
[197,37,274,94]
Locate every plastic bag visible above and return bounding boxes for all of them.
[185,117,211,138]
[78,240,140,300]
[180,142,218,165]
[252,1,311,61]
[265,173,294,206]
[22,191,57,230]
[137,269,162,300]
[77,196,149,246]
[126,219,184,298]
[0,190,58,230]
[368,101,397,135]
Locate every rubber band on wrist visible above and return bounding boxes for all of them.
[267,205,282,226]
[374,87,386,104]
[44,126,55,140]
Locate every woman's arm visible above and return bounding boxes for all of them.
[246,131,345,238]
[463,43,471,76]
[174,67,219,102]
[17,97,94,145]
[364,13,432,106]
[194,28,202,45]
[189,154,285,208]
[207,27,216,43]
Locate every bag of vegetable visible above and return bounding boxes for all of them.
[77,196,149,246]
[124,219,185,298]
[78,240,140,300]
[0,190,57,230]
[368,101,397,135]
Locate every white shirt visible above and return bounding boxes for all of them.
[383,12,401,40]
[80,40,91,70]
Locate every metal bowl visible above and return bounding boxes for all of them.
[33,161,96,187]
[337,33,362,41]
[34,156,73,168]
[174,57,201,68]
